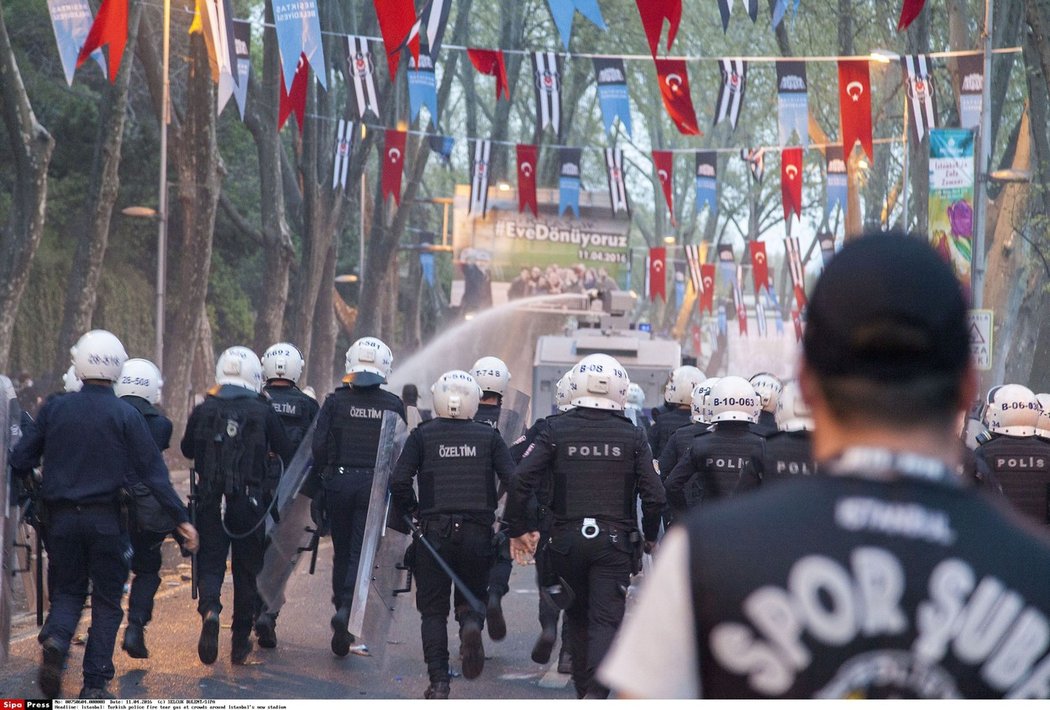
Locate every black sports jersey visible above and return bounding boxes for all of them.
[763,430,816,479]
[683,472,1050,698]
[974,434,1050,525]
[665,420,764,512]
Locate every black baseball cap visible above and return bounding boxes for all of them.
[803,231,971,380]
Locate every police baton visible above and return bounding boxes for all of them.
[188,469,199,600]
[403,516,485,616]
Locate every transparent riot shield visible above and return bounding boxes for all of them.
[497,388,531,445]
[0,375,19,661]
[256,421,318,617]
[347,410,409,649]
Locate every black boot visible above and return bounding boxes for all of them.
[557,647,573,675]
[531,622,557,664]
[231,634,254,665]
[460,617,485,680]
[122,622,149,659]
[330,606,353,657]
[424,681,450,699]
[198,610,220,665]
[79,686,115,699]
[254,613,277,649]
[38,638,65,699]
[486,591,506,641]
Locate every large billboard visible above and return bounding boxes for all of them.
[451,186,631,308]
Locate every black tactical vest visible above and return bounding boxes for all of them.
[751,410,779,437]
[264,384,317,451]
[689,421,764,503]
[190,395,270,498]
[416,419,499,515]
[764,430,816,479]
[550,410,639,522]
[650,407,692,461]
[976,435,1050,524]
[324,386,403,469]
[474,403,501,430]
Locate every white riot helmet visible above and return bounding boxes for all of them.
[749,372,783,414]
[62,366,82,393]
[776,380,813,432]
[215,346,263,393]
[431,370,481,420]
[70,329,127,382]
[555,372,574,412]
[709,376,761,424]
[262,342,305,384]
[626,383,646,409]
[115,358,163,405]
[1037,393,1050,438]
[344,337,393,386]
[470,356,511,397]
[690,377,718,424]
[569,354,630,411]
[987,384,1041,437]
[665,365,707,406]
[701,377,721,422]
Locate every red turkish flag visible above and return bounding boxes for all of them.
[467,49,510,101]
[838,60,874,161]
[382,129,407,205]
[792,308,803,342]
[278,54,308,134]
[635,0,682,58]
[516,144,538,216]
[737,298,748,335]
[699,264,715,314]
[649,247,667,302]
[76,0,127,83]
[655,59,701,136]
[373,0,420,77]
[794,285,808,311]
[781,147,804,221]
[749,241,768,296]
[652,150,676,226]
[897,0,927,31]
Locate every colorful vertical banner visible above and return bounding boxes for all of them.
[558,147,583,218]
[652,150,675,224]
[469,139,493,217]
[749,241,768,296]
[516,144,538,216]
[332,118,354,189]
[635,0,682,58]
[48,0,106,84]
[714,59,747,130]
[695,151,717,216]
[929,128,975,289]
[700,263,716,314]
[593,58,632,138]
[825,145,847,218]
[649,247,667,301]
[346,36,380,119]
[605,148,630,216]
[232,21,251,120]
[273,0,326,91]
[838,59,873,160]
[407,53,438,127]
[781,147,804,221]
[382,129,407,206]
[902,54,937,141]
[76,0,126,82]
[533,52,562,137]
[775,61,808,147]
[547,0,606,49]
[655,59,701,135]
[957,55,983,130]
[684,244,703,294]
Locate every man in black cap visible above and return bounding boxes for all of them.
[599,231,1050,699]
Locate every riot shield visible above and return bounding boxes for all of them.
[0,375,20,661]
[347,410,409,649]
[497,388,531,445]
[256,421,319,618]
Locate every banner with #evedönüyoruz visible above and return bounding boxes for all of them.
[929,128,975,292]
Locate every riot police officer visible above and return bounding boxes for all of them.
[181,346,294,666]
[657,378,718,479]
[762,380,816,479]
[115,358,175,660]
[974,383,1050,524]
[664,375,765,515]
[624,383,651,436]
[507,354,666,699]
[390,371,515,699]
[312,337,405,657]
[469,355,513,641]
[648,366,705,471]
[748,372,783,437]
[11,330,198,699]
[254,342,319,648]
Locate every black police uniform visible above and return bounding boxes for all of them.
[390,417,515,691]
[657,421,710,480]
[647,406,691,465]
[664,420,765,514]
[974,433,1050,525]
[263,382,320,453]
[120,395,174,653]
[181,384,293,662]
[751,410,779,437]
[763,429,816,480]
[311,383,405,616]
[11,384,188,696]
[507,407,666,698]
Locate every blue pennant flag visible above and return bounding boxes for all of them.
[775,60,808,147]
[547,0,606,49]
[558,147,582,218]
[407,54,438,127]
[674,260,687,309]
[47,0,106,85]
[420,252,435,286]
[695,151,718,216]
[273,0,326,91]
[232,21,251,121]
[825,145,848,219]
[593,58,632,139]
[428,135,455,165]
[772,0,801,28]
[717,304,728,336]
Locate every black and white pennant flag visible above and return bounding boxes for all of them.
[331,118,355,189]
[741,147,765,182]
[346,35,379,119]
[785,235,807,309]
[533,51,562,137]
[469,139,493,216]
[683,243,703,294]
[901,54,937,141]
[604,148,630,216]
[714,59,747,131]
[406,0,452,58]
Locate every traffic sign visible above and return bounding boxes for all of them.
[968,309,993,371]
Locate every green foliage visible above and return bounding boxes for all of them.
[207,254,256,349]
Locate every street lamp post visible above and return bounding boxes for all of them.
[155,0,170,373]
[971,0,994,309]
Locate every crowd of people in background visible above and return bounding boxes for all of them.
[506,264,618,300]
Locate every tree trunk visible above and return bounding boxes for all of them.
[54,2,142,375]
[0,1,55,369]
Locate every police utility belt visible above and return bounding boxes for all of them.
[326,465,374,477]
[555,517,639,543]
